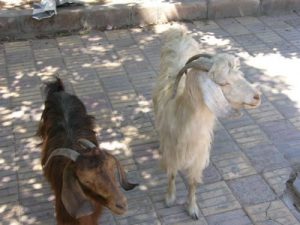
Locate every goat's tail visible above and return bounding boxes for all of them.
[44,76,65,98]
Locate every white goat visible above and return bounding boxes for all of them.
[152,26,261,219]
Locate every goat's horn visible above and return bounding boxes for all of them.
[43,148,80,169]
[113,156,139,191]
[172,57,213,99]
[185,53,212,65]
[78,139,97,149]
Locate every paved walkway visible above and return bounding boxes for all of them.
[1,14,300,225]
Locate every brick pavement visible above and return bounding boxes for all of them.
[1,14,300,225]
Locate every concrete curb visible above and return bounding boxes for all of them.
[0,0,299,40]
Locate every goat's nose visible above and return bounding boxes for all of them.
[253,94,260,101]
[116,196,127,209]
[115,201,127,210]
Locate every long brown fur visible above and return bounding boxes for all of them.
[37,77,100,225]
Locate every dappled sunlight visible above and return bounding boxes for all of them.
[198,33,232,46]
[136,36,160,50]
[36,66,60,78]
[0,0,35,9]
[0,163,16,181]
[2,14,300,224]
[0,203,21,225]
[0,107,13,126]
[9,70,38,91]
[0,86,10,99]
[121,124,156,148]
[83,44,115,55]
[100,140,128,152]
[194,32,244,55]
[245,53,300,105]
[99,118,157,157]
[0,136,53,224]
[246,53,300,77]
[135,96,151,113]
[12,106,32,122]
[0,0,185,10]
[91,61,123,74]
[118,48,146,63]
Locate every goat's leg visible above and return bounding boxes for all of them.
[79,215,97,225]
[187,178,200,220]
[165,172,177,207]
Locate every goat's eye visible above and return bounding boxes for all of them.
[84,180,92,185]
[218,82,230,87]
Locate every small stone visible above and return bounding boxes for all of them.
[292,177,300,198]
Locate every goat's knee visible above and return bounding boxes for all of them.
[165,172,177,207]
[187,179,199,220]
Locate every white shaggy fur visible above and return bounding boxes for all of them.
[153,26,261,219]
[153,27,215,183]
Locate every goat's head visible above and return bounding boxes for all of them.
[43,139,138,219]
[173,53,261,117]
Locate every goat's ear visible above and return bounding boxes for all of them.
[113,156,139,191]
[62,164,95,219]
[198,72,240,118]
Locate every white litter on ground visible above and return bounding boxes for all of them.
[32,0,78,20]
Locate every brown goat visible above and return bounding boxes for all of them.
[37,77,138,225]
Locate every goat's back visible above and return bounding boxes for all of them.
[37,78,99,224]
[160,26,200,78]
[37,78,96,171]
[153,26,200,119]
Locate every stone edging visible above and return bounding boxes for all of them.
[0,0,299,40]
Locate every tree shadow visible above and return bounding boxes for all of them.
[1,14,300,224]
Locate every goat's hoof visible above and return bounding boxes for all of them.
[187,204,200,220]
[190,213,199,220]
[165,195,176,207]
